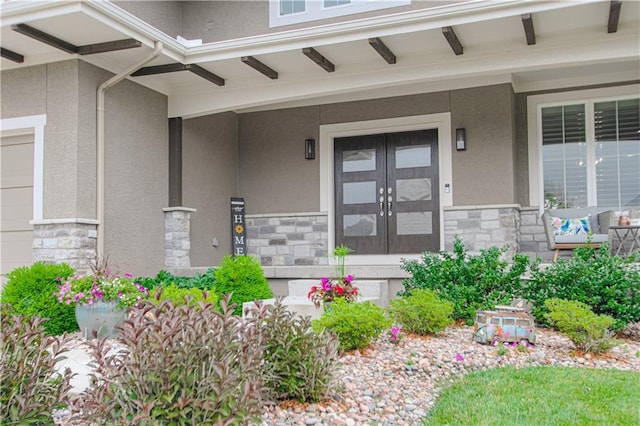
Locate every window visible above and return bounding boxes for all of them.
[280,0,305,16]
[270,0,410,27]
[324,0,351,8]
[539,94,639,211]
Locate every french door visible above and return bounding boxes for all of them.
[334,129,439,255]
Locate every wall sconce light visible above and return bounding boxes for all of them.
[456,128,466,151]
[305,138,315,160]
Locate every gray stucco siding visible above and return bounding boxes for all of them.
[182,112,238,267]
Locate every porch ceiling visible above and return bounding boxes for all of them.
[1,0,638,119]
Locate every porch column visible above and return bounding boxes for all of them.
[163,207,196,268]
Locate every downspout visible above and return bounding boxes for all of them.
[96,41,163,257]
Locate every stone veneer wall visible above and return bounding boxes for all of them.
[246,213,328,266]
[163,207,196,268]
[32,220,98,273]
[518,207,554,261]
[443,205,520,258]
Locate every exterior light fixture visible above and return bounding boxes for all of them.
[305,138,315,160]
[456,128,466,151]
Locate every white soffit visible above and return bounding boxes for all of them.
[1,0,638,118]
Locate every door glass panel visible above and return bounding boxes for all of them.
[343,149,376,172]
[397,178,431,201]
[397,212,432,235]
[396,145,431,169]
[344,214,376,236]
[343,181,376,204]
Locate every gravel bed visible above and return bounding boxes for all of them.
[55,325,640,425]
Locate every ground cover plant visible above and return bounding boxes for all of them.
[388,289,453,335]
[1,304,73,424]
[149,283,218,308]
[214,255,273,315]
[424,366,640,425]
[313,299,391,351]
[522,244,640,330]
[135,268,216,291]
[0,262,76,335]
[400,237,529,324]
[76,295,266,424]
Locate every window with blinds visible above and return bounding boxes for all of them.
[542,104,587,208]
[541,97,640,210]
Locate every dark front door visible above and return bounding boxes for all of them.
[334,129,440,255]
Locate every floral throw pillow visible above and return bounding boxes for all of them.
[550,215,591,236]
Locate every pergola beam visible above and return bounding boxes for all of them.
[521,13,536,46]
[132,63,225,86]
[368,37,396,64]
[241,56,278,79]
[302,47,335,73]
[442,26,463,56]
[608,0,621,33]
[1,47,24,63]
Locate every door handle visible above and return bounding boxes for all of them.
[388,187,393,216]
[379,195,385,216]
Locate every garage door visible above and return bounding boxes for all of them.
[1,134,34,284]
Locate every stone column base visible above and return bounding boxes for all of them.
[163,207,196,268]
[31,219,98,274]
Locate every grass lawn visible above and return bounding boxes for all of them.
[423,366,640,426]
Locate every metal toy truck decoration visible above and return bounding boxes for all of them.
[473,306,536,345]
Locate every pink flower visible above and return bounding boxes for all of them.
[344,274,354,283]
[56,276,62,281]
[118,292,124,298]
[456,353,464,362]
[124,273,133,278]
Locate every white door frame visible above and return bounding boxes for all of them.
[319,113,453,265]
[0,114,46,222]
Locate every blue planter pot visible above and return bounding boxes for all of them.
[75,300,127,339]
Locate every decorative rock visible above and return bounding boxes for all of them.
[53,326,640,426]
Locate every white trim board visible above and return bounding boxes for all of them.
[0,115,47,222]
[319,113,452,265]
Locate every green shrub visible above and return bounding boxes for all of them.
[522,244,640,330]
[1,304,73,423]
[388,289,454,335]
[400,237,529,324]
[313,299,391,351]
[149,283,218,308]
[214,255,273,315]
[75,295,265,424]
[0,262,76,335]
[544,298,618,354]
[259,300,339,403]
[136,268,216,291]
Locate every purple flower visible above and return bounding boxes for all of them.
[118,292,124,298]
[124,273,133,278]
[456,353,464,362]
[56,276,62,282]
[344,274,354,283]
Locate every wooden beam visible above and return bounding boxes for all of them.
[188,64,225,86]
[1,47,24,63]
[302,47,335,73]
[608,0,621,33]
[442,26,463,56]
[241,56,278,79]
[78,39,141,55]
[131,63,225,86]
[368,37,396,64]
[521,14,536,46]
[12,23,78,54]
[131,63,190,76]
